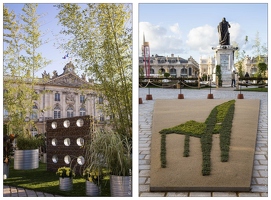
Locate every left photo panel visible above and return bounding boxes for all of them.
[3,3,133,197]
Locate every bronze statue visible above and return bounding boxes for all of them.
[218,17,231,45]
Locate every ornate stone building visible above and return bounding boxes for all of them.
[241,55,268,76]
[139,54,199,78]
[4,61,105,135]
[198,56,215,79]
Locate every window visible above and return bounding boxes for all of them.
[55,93,60,101]
[31,103,38,120]
[80,95,85,103]
[189,68,192,76]
[170,68,176,76]
[31,127,38,137]
[98,96,103,104]
[67,106,73,118]
[79,107,86,116]
[150,68,155,74]
[54,105,61,119]
[99,115,104,122]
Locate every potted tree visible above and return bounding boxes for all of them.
[85,128,132,197]
[56,166,75,191]
[14,134,43,170]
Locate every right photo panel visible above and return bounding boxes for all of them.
[138,3,268,197]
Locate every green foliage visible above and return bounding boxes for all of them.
[220,104,235,162]
[56,167,75,178]
[160,120,205,136]
[164,72,170,78]
[84,128,132,176]
[257,62,268,77]
[56,4,132,138]
[183,135,190,157]
[3,4,51,138]
[160,133,166,168]
[215,65,222,86]
[4,161,110,196]
[16,135,43,150]
[159,100,236,175]
[3,132,16,164]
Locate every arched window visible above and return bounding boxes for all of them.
[169,67,176,76]
[54,104,61,119]
[159,68,165,74]
[67,106,73,118]
[80,107,86,116]
[181,67,187,76]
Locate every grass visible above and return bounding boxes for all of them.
[235,87,268,92]
[4,159,111,197]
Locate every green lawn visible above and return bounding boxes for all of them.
[236,87,268,92]
[4,159,111,197]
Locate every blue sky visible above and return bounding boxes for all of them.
[2,1,269,78]
[3,3,83,78]
[139,3,268,62]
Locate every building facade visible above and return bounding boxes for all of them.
[139,54,200,78]
[4,61,105,135]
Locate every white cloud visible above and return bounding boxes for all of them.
[139,22,185,56]
[186,24,216,55]
[169,23,181,35]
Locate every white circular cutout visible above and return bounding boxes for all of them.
[52,138,57,146]
[63,120,70,128]
[51,122,57,129]
[76,119,84,127]
[52,155,58,163]
[64,155,71,164]
[77,156,85,165]
[76,138,84,146]
[64,138,71,146]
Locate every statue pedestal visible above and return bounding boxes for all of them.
[212,45,238,86]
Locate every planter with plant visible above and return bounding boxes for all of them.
[56,166,75,191]
[14,135,43,170]
[83,168,105,196]
[85,128,132,197]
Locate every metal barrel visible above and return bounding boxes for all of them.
[14,149,39,170]
[110,175,132,197]
[59,177,73,191]
[85,180,100,196]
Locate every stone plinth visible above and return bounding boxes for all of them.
[212,45,238,85]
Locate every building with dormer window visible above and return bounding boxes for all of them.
[3,61,105,135]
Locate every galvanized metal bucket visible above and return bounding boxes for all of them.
[86,180,100,196]
[14,149,39,170]
[110,175,132,197]
[59,177,73,191]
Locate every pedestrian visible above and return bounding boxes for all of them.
[231,70,236,87]
[245,72,249,87]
